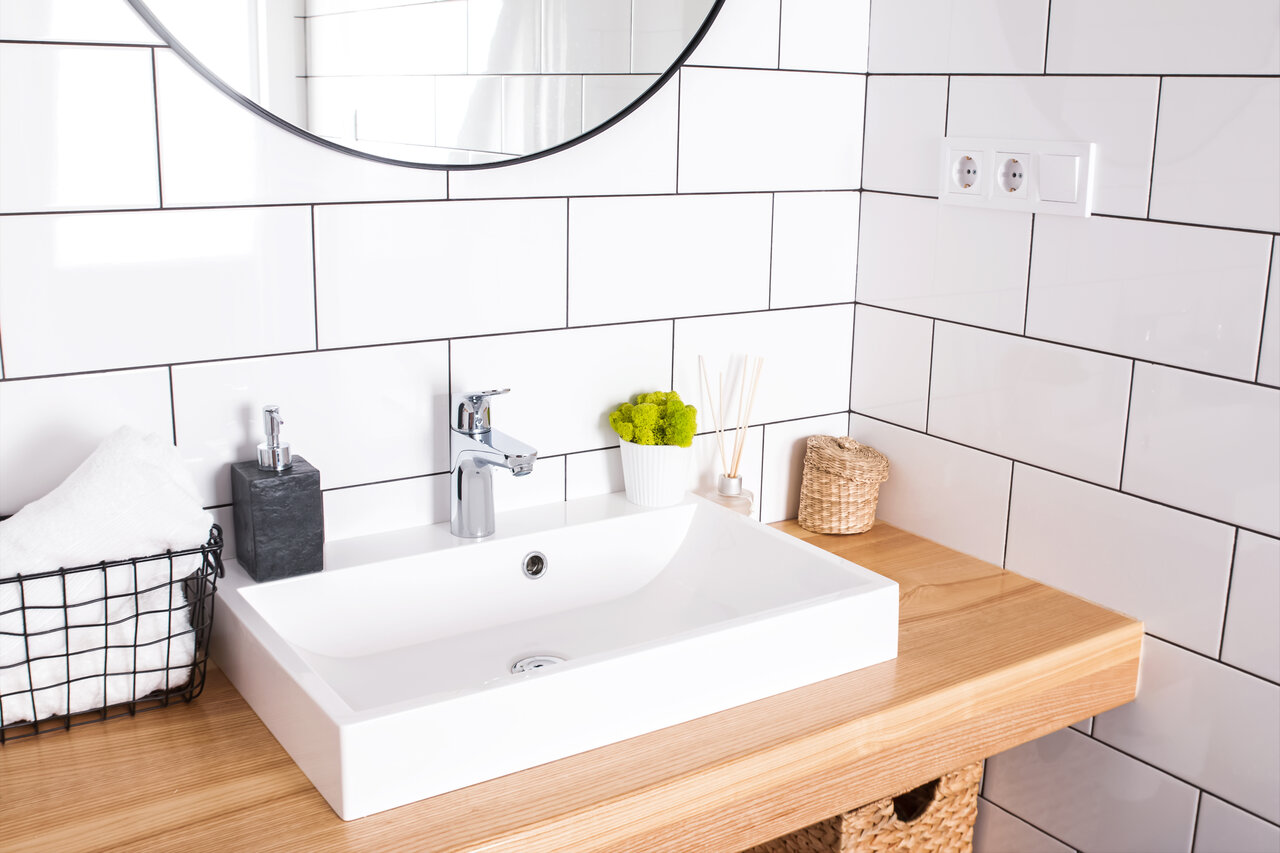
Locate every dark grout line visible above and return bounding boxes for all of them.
[849,296,1279,392]
[849,408,1279,542]
[1117,361,1137,492]
[149,48,164,209]
[1081,726,1280,830]
[1257,236,1276,383]
[1001,461,1016,570]
[1217,529,1241,659]
[1042,0,1053,74]
[1146,77,1164,219]
[976,796,1079,852]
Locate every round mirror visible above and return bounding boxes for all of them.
[127,0,723,170]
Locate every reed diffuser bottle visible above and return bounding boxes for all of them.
[697,354,763,517]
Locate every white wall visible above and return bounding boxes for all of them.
[3,2,1277,851]
[857,2,1280,851]
[0,0,867,548]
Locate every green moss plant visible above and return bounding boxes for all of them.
[608,391,697,448]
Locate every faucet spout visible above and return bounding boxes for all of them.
[449,390,536,538]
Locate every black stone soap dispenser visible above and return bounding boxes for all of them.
[231,405,324,582]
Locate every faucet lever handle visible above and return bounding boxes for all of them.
[454,388,510,433]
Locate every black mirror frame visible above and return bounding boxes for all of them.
[126,0,726,171]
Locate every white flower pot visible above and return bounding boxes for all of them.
[618,439,691,507]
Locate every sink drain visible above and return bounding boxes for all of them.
[510,654,565,674]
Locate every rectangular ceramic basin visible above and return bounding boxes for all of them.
[211,493,898,820]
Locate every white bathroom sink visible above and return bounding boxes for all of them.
[211,493,899,820]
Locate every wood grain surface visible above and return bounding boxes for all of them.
[0,521,1142,853]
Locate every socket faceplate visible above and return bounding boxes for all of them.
[939,137,1096,216]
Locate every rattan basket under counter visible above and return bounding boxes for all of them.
[798,436,889,534]
[747,761,984,853]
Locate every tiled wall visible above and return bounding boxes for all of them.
[0,0,868,548]
[2,1,1278,851]
[855,2,1280,851]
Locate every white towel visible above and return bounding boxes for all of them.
[0,427,214,725]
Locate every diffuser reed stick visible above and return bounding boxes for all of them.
[698,354,764,479]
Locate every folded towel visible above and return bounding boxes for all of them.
[0,427,214,725]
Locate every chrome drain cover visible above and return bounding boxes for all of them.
[510,654,566,674]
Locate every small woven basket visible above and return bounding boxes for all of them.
[747,761,983,853]
[798,436,889,534]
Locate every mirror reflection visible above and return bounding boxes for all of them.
[130,0,720,168]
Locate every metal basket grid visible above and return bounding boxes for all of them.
[0,525,223,743]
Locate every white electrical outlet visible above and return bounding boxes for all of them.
[947,149,984,195]
[940,137,1096,216]
[996,153,1029,197]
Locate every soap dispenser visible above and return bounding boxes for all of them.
[230,405,324,581]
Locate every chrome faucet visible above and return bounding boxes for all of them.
[450,388,536,538]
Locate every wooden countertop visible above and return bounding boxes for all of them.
[1,521,1142,853]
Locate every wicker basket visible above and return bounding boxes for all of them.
[747,762,984,853]
[797,436,889,534]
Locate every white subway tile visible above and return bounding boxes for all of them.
[769,191,859,309]
[678,68,864,193]
[1123,364,1280,536]
[850,306,932,431]
[467,0,541,75]
[568,194,772,325]
[435,76,504,154]
[541,0,631,74]
[0,369,174,516]
[856,194,1030,333]
[581,75,657,132]
[673,306,855,427]
[449,74,678,199]
[492,454,565,512]
[314,199,567,348]
[0,207,316,377]
[171,342,449,507]
[1027,216,1273,380]
[153,51,446,207]
[503,76,583,156]
[869,0,1049,74]
[973,799,1072,853]
[778,0,869,73]
[688,0,780,70]
[307,4,467,76]
[632,0,712,74]
[759,414,848,524]
[1260,240,1279,386]
[1005,465,1234,656]
[0,0,161,44]
[947,76,1160,218]
[1150,77,1280,233]
[323,475,449,539]
[1047,0,1280,75]
[983,727,1199,853]
[1221,531,1280,683]
[308,77,436,149]
[1094,637,1280,824]
[450,323,673,458]
[848,415,1011,565]
[565,448,623,500]
[1195,794,1280,853]
[929,324,1132,486]
[861,76,949,197]
[0,44,158,213]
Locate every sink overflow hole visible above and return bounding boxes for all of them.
[523,551,547,579]
[511,655,566,674]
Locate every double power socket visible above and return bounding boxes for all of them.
[939,136,1097,217]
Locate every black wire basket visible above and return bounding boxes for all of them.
[0,525,224,743]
